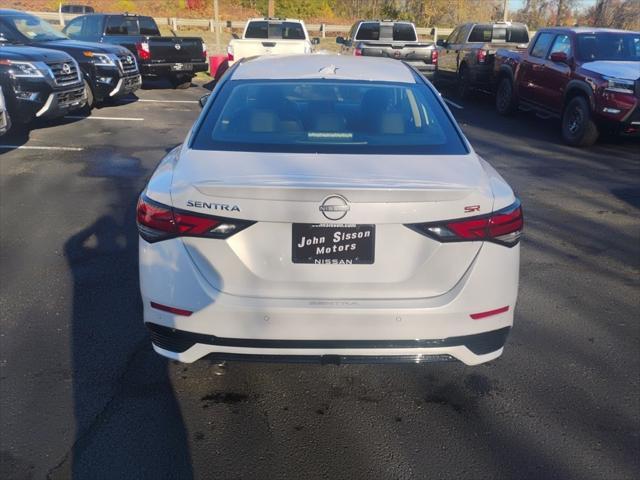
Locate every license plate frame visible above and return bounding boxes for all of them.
[171,63,193,71]
[292,224,375,265]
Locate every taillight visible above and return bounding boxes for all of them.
[405,199,523,247]
[431,48,438,65]
[227,45,234,62]
[202,42,207,59]
[354,44,363,56]
[136,42,151,61]
[477,49,487,64]
[136,195,254,243]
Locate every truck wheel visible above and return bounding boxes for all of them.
[495,77,516,115]
[171,74,192,89]
[561,96,599,147]
[457,65,471,101]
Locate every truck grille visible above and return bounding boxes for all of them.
[117,54,139,75]
[56,87,86,108]
[48,61,80,86]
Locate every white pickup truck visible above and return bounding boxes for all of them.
[227,18,319,65]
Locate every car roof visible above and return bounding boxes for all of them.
[232,54,416,84]
[540,26,639,34]
[247,17,304,23]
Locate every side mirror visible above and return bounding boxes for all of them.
[199,94,210,109]
[436,39,446,47]
[336,36,344,45]
[311,37,320,45]
[550,51,569,64]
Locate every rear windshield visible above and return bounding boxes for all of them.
[139,17,160,36]
[468,24,529,43]
[105,16,139,35]
[576,32,640,61]
[355,22,417,42]
[192,80,468,155]
[245,21,305,40]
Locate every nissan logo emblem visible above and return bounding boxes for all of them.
[319,195,350,221]
[175,44,182,50]
[61,63,71,74]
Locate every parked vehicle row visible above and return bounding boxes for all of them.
[337,20,437,79]
[0,9,210,134]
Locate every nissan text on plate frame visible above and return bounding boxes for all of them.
[137,55,523,365]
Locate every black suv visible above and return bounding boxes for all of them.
[0,45,85,129]
[0,10,141,108]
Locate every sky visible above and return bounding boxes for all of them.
[509,0,598,11]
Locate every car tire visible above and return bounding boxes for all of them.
[82,79,95,112]
[171,74,192,89]
[457,65,470,101]
[561,96,599,147]
[495,77,517,115]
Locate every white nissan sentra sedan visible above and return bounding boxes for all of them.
[137,54,522,365]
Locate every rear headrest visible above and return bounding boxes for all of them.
[378,112,405,134]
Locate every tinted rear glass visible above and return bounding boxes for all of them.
[105,16,139,35]
[468,24,528,43]
[139,17,160,36]
[245,21,305,40]
[576,32,640,61]
[355,22,379,41]
[192,80,468,155]
[393,23,417,41]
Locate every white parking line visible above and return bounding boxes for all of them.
[0,145,84,151]
[138,99,199,104]
[65,115,144,121]
[443,98,464,110]
[117,99,198,104]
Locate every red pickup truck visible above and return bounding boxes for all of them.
[494,27,639,146]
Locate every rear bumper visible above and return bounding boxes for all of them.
[140,61,208,77]
[140,238,519,365]
[147,322,511,364]
[404,61,436,78]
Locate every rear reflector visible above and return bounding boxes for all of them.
[405,199,523,247]
[470,306,510,320]
[137,194,255,243]
[150,301,193,316]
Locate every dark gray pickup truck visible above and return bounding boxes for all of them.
[435,22,530,99]
[336,20,437,78]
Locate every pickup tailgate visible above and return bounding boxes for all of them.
[229,39,309,61]
[360,42,434,61]
[147,36,204,63]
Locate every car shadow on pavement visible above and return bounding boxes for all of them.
[50,161,194,478]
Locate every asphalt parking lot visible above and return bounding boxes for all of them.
[1,78,639,480]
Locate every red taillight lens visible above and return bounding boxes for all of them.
[477,49,487,64]
[405,199,523,247]
[135,42,151,61]
[431,48,438,65]
[136,195,254,243]
[354,47,363,56]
